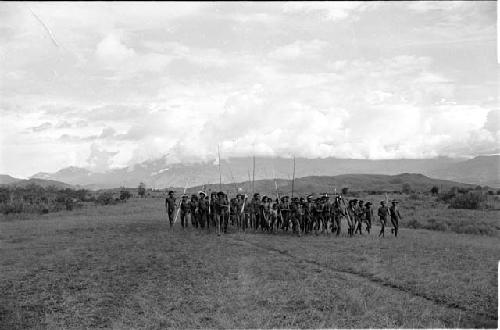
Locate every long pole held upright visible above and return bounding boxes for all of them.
[218,144,222,192]
[252,154,255,196]
[291,155,296,199]
[247,169,251,194]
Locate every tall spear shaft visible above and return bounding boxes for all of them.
[218,144,222,191]
[247,170,251,194]
[173,180,189,223]
[252,155,255,196]
[291,155,296,199]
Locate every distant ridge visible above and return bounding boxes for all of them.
[1,177,74,189]
[21,155,499,190]
[0,174,21,185]
[429,155,500,187]
[185,173,478,196]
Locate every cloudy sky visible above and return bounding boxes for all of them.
[0,2,498,177]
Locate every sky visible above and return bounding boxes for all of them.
[0,1,498,178]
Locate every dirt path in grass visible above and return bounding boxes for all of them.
[226,234,497,328]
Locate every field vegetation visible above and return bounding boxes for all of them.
[0,185,134,215]
[1,198,498,329]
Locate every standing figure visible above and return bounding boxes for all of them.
[354,200,365,235]
[265,196,272,231]
[221,192,230,234]
[290,197,302,237]
[378,201,390,237]
[230,196,238,227]
[190,194,198,228]
[364,202,373,234]
[280,196,291,232]
[270,201,279,234]
[234,194,243,230]
[241,194,250,232]
[165,191,176,228]
[322,194,332,235]
[303,195,314,234]
[179,194,190,229]
[390,200,403,237]
[197,191,209,230]
[333,196,347,236]
[214,191,226,236]
[312,198,322,235]
[209,192,217,230]
[251,193,261,231]
[346,199,357,237]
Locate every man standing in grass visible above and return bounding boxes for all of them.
[165,191,176,228]
[390,200,403,237]
[364,202,373,234]
[251,193,261,231]
[378,201,389,237]
[179,194,190,229]
[197,191,209,230]
[355,200,365,235]
[190,194,198,228]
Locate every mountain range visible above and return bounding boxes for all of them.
[8,154,495,190]
[0,175,73,189]
[185,173,477,197]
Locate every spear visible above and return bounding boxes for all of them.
[291,155,296,199]
[252,154,256,196]
[247,170,252,194]
[272,165,280,200]
[218,144,222,192]
[240,194,246,214]
[173,180,189,223]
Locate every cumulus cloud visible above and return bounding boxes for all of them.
[484,109,500,134]
[31,122,52,132]
[96,33,135,63]
[283,1,371,21]
[95,33,172,74]
[86,143,119,172]
[268,39,329,60]
[0,2,497,177]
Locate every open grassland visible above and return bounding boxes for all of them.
[0,199,498,329]
[360,194,500,236]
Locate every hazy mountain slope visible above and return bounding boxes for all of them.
[429,155,500,187]
[32,166,93,185]
[0,174,21,185]
[185,173,476,197]
[4,178,74,189]
[28,156,462,189]
[28,155,499,189]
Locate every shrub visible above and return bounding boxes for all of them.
[402,183,412,194]
[120,190,131,201]
[449,191,486,209]
[389,178,403,184]
[138,182,146,198]
[96,192,117,205]
[407,219,421,229]
[408,193,424,200]
[430,186,439,195]
[423,220,448,232]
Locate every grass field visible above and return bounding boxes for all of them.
[361,193,500,236]
[1,198,498,329]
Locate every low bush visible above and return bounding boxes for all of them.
[449,191,486,209]
[96,192,118,206]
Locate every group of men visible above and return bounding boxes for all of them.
[165,190,403,237]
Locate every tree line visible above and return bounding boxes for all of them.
[0,184,133,215]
